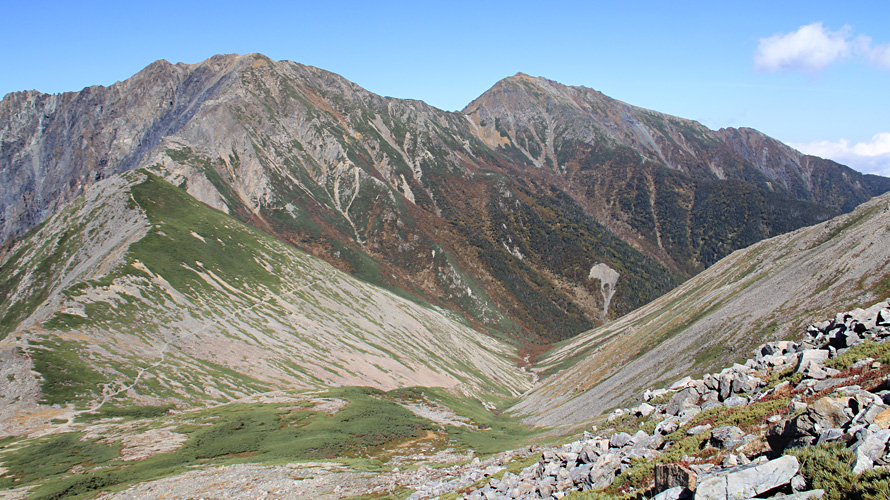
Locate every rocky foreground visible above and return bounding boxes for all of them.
[398,299,890,499]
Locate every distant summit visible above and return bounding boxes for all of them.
[2,53,888,342]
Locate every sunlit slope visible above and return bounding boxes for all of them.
[513,192,890,426]
[0,171,532,420]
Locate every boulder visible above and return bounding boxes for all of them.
[588,453,620,489]
[687,424,712,436]
[710,426,746,450]
[633,402,656,417]
[670,376,694,391]
[694,455,800,500]
[652,486,687,500]
[567,463,594,485]
[851,428,890,474]
[851,401,890,426]
[795,350,830,373]
[609,432,632,448]
[770,397,850,452]
[666,388,700,416]
[654,463,697,493]
[629,430,653,447]
[718,374,733,400]
[768,491,826,500]
[724,396,748,408]
[656,419,680,435]
[874,408,890,429]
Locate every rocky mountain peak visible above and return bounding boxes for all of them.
[2,53,888,343]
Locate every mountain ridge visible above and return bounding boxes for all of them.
[2,53,888,343]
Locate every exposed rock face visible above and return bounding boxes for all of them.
[0,55,247,242]
[3,54,889,342]
[589,262,619,320]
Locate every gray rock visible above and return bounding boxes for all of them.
[694,455,800,500]
[810,377,851,393]
[652,486,687,500]
[609,432,632,448]
[769,491,826,500]
[629,430,650,445]
[567,463,593,485]
[588,454,620,489]
[731,374,760,395]
[723,396,748,407]
[710,426,746,450]
[633,402,656,417]
[791,474,807,492]
[670,376,694,391]
[816,428,845,444]
[679,407,702,423]
[718,374,733,400]
[666,388,700,416]
[851,428,890,473]
[795,350,830,373]
[687,424,712,436]
[654,463,696,493]
[656,419,679,435]
[799,361,829,380]
[851,401,890,426]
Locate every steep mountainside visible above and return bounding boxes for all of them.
[514,191,890,426]
[464,74,890,273]
[0,171,532,434]
[2,54,888,342]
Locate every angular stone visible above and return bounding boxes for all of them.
[710,425,746,450]
[588,453,620,489]
[769,491,826,500]
[694,455,800,500]
[791,397,851,440]
[795,350,830,373]
[666,388,700,416]
[718,374,733,400]
[656,419,679,435]
[567,463,593,485]
[799,361,829,380]
[609,432,632,448]
[652,486,686,500]
[852,428,890,474]
[811,377,850,393]
[816,427,845,444]
[687,424,712,436]
[679,407,702,423]
[670,376,694,391]
[852,401,890,426]
[633,402,656,417]
[724,396,748,407]
[874,408,890,429]
[654,463,697,493]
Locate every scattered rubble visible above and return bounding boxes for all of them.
[414,299,890,499]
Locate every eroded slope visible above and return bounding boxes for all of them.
[515,192,890,426]
[0,172,532,435]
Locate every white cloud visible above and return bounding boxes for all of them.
[754,22,889,73]
[870,42,890,70]
[789,133,890,177]
[754,23,853,72]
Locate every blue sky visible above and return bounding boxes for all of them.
[2,1,888,175]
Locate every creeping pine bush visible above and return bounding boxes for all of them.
[788,443,890,500]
